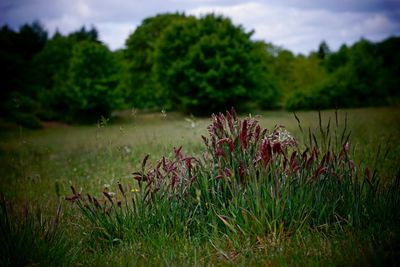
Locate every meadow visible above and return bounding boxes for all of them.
[0,107,399,266]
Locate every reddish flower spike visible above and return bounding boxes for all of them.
[240,120,248,151]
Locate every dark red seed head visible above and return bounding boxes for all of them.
[272,142,282,154]
[230,107,237,121]
[240,120,248,150]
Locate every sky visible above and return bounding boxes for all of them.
[1,0,399,54]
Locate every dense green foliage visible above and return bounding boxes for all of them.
[0,14,399,126]
[285,38,400,110]
[123,13,187,109]
[66,41,121,122]
[0,22,47,128]
[0,24,121,124]
[153,14,278,113]
[31,28,102,121]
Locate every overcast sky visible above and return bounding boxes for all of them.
[1,0,399,54]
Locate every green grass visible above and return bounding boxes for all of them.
[0,107,399,266]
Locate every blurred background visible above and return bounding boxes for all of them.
[0,0,399,127]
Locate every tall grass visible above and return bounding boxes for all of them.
[0,194,77,266]
[67,109,400,255]
[1,107,399,265]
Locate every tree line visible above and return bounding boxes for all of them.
[0,13,399,127]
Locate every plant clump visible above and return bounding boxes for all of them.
[0,194,75,266]
[66,108,400,246]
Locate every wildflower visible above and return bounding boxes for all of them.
[215,147,227,160]
[230,107,237,120]
[344,142,349,153]
[174,146,183,160]
[131,188,140,193]
[272,142,282,154]
[317,166,327,176]
[228,138,235,153]
[269,126,296,147]
[224,168,233,178]
[260,138,272,166]
[340,142,350,159]
[240,119,248,150]
[254,125,261,141]
[217,138,235,153]
[142,154,150,170]
[305,154,314,169]
[65,194,81,203]
[290,151,300,172]
[226,110,235,133]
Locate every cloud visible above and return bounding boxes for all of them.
[0,0,399,54]
[188,2,400,53]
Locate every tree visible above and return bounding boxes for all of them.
[376,37,400,100]
[123,13,187,109]
[248,41,280,109]
[66,41,121,122]
[31,27,104,120]
[153,14,277,114]
[266,49,296,105]
[317,40,330,60]
[0,25,21,107]
[68,25,99,43]
[29,33,75,119]
[0,22,48,97]
[290,54,328,93]
[285,38,399,110]
[0,22,48,127]
[324,44,349,72]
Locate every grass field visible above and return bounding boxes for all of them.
[0,107,399,266]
